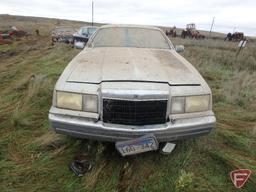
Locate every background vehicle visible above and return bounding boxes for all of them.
[73,26,98,48]
[51,26,76,44]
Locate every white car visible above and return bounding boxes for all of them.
[49,25,216,145]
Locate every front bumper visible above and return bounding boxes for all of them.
[48,112,216,142]
[73,36,89,43]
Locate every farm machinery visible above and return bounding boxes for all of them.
[181,23,205,39]
[0,26,27,45]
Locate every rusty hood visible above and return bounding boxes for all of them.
[66,47,204,85]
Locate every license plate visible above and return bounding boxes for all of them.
[115,134,159,156]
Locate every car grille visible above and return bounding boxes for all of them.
[103,99,167,125]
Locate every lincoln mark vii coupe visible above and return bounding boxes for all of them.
[49,25,216,144]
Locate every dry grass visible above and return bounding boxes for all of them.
[0,15,255,192]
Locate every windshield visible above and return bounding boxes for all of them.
[79,28,87,34]
[92,27,170,49]
[88,28,97,35]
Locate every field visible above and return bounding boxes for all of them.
[0,15,256,192]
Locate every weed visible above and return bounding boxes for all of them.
[175,170,194,192]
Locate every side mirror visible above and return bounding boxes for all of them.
[175,45,185,53]
[74,41,85,49]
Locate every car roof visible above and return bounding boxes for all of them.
[99,24,162,31]
[80,26,99,29]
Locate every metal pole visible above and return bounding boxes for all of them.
[209,17,215,37]
[233,27,236,33]
[236,39,246,57]
[92,1,94,26]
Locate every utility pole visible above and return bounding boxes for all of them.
[233,27,236,33]
[209,17,215,37]
[92,1,94,26]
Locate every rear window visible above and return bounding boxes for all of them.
[92,27,170,49]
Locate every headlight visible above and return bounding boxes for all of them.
[56,91,82,111]
[171,95,210,114]
[56,91,98,112]
[83,94,98,113]
[171,97,185,114]
[185,95,210,113]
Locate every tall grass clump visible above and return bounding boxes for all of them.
[9,74,53,128]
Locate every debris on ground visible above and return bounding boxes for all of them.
[160,142,176,155]
[0,26,28,45]
[69,153,94,177]
[0,34,12,45]
[51,26,75,44]
[35,29,40,36]
[0,35,8,45]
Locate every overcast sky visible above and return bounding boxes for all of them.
[1,0,256,36]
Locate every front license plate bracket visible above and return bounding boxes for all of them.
[115,134,159,156]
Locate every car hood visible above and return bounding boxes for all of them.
[66,47,204,85]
